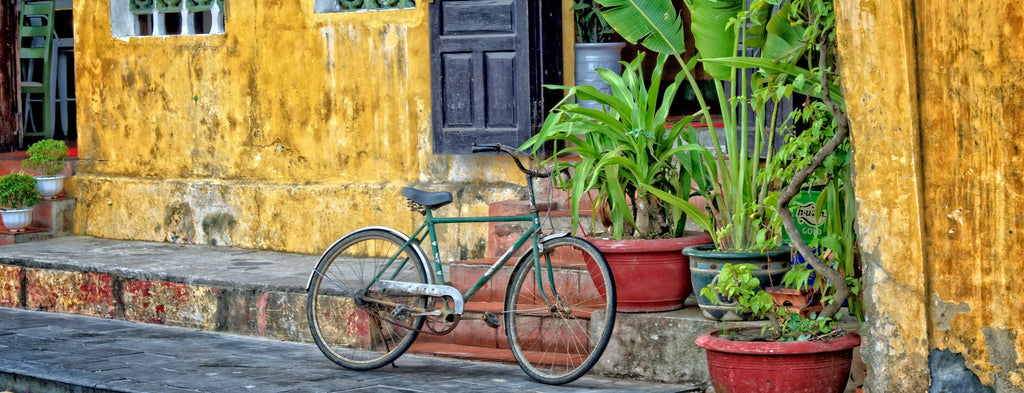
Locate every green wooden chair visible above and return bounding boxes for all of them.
[19,1,56,140]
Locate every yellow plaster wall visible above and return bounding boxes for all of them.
[834,0,930,390]
[917,1,1024,389]
[71,1,528,255]
[837,0,1024,390]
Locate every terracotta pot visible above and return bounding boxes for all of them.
[766,286,823,318]
[684,244,792,320]
[586,232,712,312]
[696,327,861,393]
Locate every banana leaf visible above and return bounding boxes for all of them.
[688,0,743,81]
[595,0,687,55]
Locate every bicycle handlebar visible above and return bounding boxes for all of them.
[471,143,551,178]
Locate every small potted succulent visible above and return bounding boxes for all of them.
[0,173,42,232]
[22,139,70,199]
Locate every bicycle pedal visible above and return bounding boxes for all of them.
[483,311,500,329]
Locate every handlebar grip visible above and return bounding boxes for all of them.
[470,143,551,178]
[471,143,501,153]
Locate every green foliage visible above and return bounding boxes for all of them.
[0,173,41,209]
[23,139,69,177]
[774,309,840,342]
[704,262,842,341]
[595,0,859,322]
[521,53,707,239]
[573,0,615,43]
[782,264,815,291]
[699,263,774,319]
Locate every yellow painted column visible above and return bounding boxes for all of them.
[834,0,931,391]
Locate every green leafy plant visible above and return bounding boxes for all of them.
[781,264,816,291]
[573,0,615,43]
[595,0,856,321]
[520,52,705,239]
[700,263,774,318]
[23,139,69,177]
[702,262,841,341]
[0,173,42,210]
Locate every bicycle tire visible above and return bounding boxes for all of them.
[307,228,430,370]
[504,236,616,384]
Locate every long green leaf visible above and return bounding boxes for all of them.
[762,3,805,63]
[690,0,743,80]
[596,0,687,55]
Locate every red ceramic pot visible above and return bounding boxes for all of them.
[696,327,861,393]
[586,232,712,312]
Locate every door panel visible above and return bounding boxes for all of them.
[429,0,562,155]
[430,0,528,154]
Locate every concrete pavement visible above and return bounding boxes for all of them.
[0,307,700,393]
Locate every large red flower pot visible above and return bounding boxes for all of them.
[695,327,861,393]
[586,232,712,312]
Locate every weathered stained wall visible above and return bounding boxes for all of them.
[71,1,528,255]
[836,0,1024,391]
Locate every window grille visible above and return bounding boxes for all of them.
[114,0,224,37]
[315,0,415,14]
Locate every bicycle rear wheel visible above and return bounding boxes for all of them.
[504,236,616,384]
[307,228,429,370]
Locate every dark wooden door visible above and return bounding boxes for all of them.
[429,0,561,154]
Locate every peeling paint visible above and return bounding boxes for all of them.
[0,265,23,307]
[24,269,115,317]
[932,295,971,331]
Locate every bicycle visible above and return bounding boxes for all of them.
[305,143,616,385]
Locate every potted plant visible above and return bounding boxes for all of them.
[520,52,712,312]
[593,0,801,320]
[572,0,626,111]
[0,173,42,232]
[697,262,861,393]
[22,139,70,199]
[593,0,862,389]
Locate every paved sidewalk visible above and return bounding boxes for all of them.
[0,308,698,393]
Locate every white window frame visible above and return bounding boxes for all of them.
[111,0,224,37]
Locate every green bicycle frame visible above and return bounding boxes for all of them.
[401,205,562,305]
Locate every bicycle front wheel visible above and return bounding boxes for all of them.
[504,236,616,385]
[307,228,429,370]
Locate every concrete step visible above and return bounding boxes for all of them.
[0,197,75,246]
